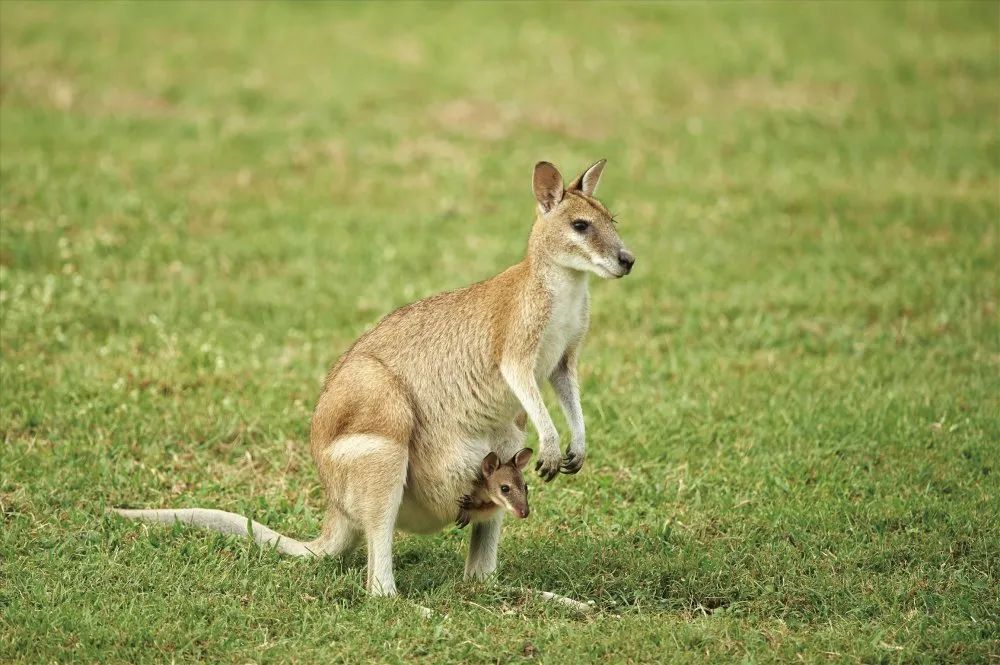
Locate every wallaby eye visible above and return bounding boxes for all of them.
[500,485,510,494]
[571,220,590,232]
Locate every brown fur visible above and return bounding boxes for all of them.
[305,159,633,595]
[455,448,533,527]
[114,160,634,598]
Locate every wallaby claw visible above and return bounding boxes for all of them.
[561,450,584,474]
[535,455,561,482]
[455,495,475,528]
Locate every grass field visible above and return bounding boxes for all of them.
[2,2,998,662]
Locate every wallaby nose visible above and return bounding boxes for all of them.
[618,248,635,274]
[518,507,529,519]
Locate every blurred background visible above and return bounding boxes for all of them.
[1,2,997,662]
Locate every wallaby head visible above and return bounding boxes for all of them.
[530,159,635,279]
[481,448,533,519]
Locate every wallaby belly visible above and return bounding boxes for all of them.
[396,422,524,533]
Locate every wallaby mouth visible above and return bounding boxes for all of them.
[513,506,529,519]
[596,247,635,279]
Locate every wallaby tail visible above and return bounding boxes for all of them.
[110,508,318,557]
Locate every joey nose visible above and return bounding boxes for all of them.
[618,249,635,273]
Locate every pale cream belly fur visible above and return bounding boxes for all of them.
[395,415,525,534]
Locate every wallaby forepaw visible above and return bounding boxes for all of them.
[561,449,585,475]
[535,453,561,482]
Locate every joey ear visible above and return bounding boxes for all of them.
[567,159,607,196]
[512,448,533,471]
[533,161,564,213]
[481,452,500,476]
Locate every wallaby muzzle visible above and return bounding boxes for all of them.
[618,248,635,275]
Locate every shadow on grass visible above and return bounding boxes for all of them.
[104,516,741,616]
[396,527,738,615]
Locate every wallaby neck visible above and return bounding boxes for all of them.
[523,254,590,299]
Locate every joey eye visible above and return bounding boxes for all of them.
[571,220,590,232]
[500,485,510,494]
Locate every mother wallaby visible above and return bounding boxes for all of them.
[115,160,634,596]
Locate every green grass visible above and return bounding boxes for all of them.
[1,1,998,662]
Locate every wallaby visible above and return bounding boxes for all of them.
[114,159,634,597]
[455,448,533,528]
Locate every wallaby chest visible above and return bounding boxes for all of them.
[534,276,588,381]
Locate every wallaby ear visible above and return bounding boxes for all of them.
[481,452,500,477]
[533,161,564,213]
[567,158,607,196]
[512,448,533,471]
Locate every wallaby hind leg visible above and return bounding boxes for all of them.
[464,420,523,580]
[307,506,361,557]
[364,479,404,596]
[312,354,415,596]
[320,433,408,596]
[465,512,503,581]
